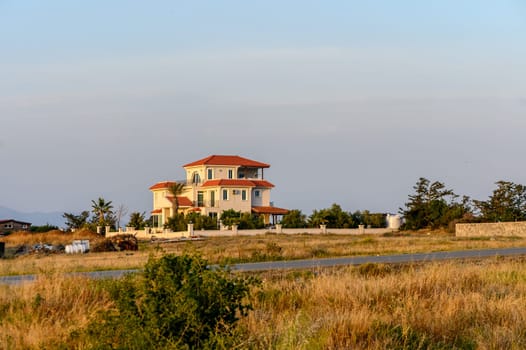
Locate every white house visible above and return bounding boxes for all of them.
[149,155,288,228]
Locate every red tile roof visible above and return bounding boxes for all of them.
[251,180,275,188]
[151,209,162,214]
[201,179,274,188]
[252,206,289,215]
[149,181,176,190]
[183,155,270,168]
[165,196,193,207]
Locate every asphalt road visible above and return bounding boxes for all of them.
[2,247,526,285]
[230,247,526,272]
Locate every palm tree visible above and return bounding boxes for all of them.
[91,197,114,226]
[167,182,186,216]
[128,211,146,230]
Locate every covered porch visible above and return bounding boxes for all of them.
[252,206,289,226]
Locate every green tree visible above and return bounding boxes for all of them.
[91,197,115,228]
[165,213,187,232]
[128,211,146,230]
[167,182,186,216]
[351,211,364,228]
[474,181,526,222]
[362,210,387,228]
[220,209,241,227]
[186,212,218,230]
[238,212,265,229]
[309,204,353,228]
[280,209,307,228]
[401,177,471,230]
[85,254,257,349]
[218,209,263,229]
[308,209,329,227]
[62,211,90,231]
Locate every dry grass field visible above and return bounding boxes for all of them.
[2,257,526,349]
[1,229,525,276]
[240,257,526,349]
[0,273,113,349]
[2,230,526,348]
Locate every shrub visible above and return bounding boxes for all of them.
[164,213,187,232]
[84,254,258,349]
[186,212,218,230]
[29,224,60,233]
[220,209,265,229]
[281,209,307,228]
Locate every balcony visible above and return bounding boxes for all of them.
[177,176,264,186]
[193,200,219,208]
[175,179,202,186]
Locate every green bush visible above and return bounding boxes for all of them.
[281,209,307,228]
[220,209,265,229]
[164,213,187,232]
[29,224,59,233]
[84,254,258,349]
[186,212,218,230]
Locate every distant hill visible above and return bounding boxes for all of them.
[0,205,65,227]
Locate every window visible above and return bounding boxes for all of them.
[197,191,204,207]
[193,172,201,184]
[222,189,229,200]
[241,190,247,201]
[210,190,216,207]
[207,168,213,180]
[4,224,12,229]
[228,169,233,179]
[255,190,260,197]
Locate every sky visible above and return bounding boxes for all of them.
[1,1,526,223]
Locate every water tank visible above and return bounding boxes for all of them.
[386,214,401,230]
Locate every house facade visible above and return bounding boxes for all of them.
[149,155,288,228]
[0,219,31,234]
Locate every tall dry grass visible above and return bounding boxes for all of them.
[2,257,526,348]
[0,273,113,350]
[0,230,102,246]
[241,258,526,349]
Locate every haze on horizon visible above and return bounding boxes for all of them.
[1,1,525,223]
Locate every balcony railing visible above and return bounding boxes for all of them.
[176,176,263,186]
[194,200,219,208]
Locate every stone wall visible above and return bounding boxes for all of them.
[456,221,526,237]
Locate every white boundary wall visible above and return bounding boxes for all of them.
[107,226,396,240]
